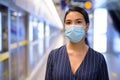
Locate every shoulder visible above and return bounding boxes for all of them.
[50,45,65,55]
[88,47,107,69]
[48,45,66,60]
[88,47,105,62]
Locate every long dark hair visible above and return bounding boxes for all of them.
[64,6,89,24]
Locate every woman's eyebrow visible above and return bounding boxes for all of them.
[65,20,71,22]
[76,18,83,21]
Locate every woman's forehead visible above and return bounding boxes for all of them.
[65,11,84,20]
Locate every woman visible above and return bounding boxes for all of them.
[45,6,109,80]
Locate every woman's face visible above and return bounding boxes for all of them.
[64,11,89,32]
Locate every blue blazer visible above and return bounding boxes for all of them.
[45,45,109,80]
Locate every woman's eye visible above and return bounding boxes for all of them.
[77,21,82,24]
[65,22,71,25]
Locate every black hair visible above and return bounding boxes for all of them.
[64,6,89,24]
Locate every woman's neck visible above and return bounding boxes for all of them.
[66,40,88,55]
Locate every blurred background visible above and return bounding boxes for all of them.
[0,0,120,80]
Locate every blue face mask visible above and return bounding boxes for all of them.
[65,25,85,43]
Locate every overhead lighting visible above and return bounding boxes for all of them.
[13,12,22,17]
[84,1,92,9]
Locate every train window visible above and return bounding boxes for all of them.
[38,21,44,39]
[0,4,9,80]
[0,12,2,52]
[29,17,39,41]
[0,5,8,52]
[10,11,18,43]
[32,18,39,41]
[38,21,44,56]
[18,14,26,41]
[10,11,27,80]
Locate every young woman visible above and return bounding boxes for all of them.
[45,6,109,80]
